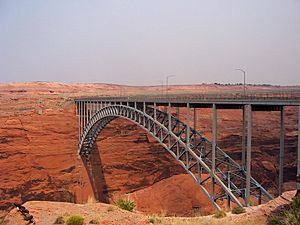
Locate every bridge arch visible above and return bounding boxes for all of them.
[78,103,272,209]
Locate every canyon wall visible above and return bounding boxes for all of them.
[0,83,299,216]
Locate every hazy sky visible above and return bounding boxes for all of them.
[0,1,299,85]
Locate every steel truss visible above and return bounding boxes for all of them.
[77,102,273,209]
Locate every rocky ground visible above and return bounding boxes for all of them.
[1,191,296,225]
[0,82,299,219]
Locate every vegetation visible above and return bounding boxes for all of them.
[87,195,97,204]
[267,196,300,225]
[89,219,99,224]
[66,215,84,225]
[231,206,246,214]
[116,198,136,212]
[54,216,64,224]
[148,215,161,224]
[213,210,226,219]
[107,206,114,212]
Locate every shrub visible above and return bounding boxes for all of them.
[148,215,161,224]
[214,210,226,219]
[107,206,114,212]
[66,215,84,225]
[89,219,99,224]
[116,199,136,212]
[87,195,97,204]
[54,216,64,224]
[267,196,300,225]
[232,206,246,214]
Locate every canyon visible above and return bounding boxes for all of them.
[0,82,299,218]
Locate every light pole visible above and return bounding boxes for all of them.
[166,75,175,96]
[235,69,246,98]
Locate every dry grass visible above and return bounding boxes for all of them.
[153,216,266,225]
[87,195,97,204]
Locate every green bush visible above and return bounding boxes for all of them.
[214,210,226,219]
[116,199,136,212]
[231,206,246,214]
[66,215,84,225]
[148,215,161,224]
[267,196,300,225]
[54,216,64,224]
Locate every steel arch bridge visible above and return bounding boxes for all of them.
[75,96,300,210]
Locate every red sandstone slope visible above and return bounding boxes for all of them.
[0,82,299,218]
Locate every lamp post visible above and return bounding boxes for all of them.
[166,75,175,96]
[235,69,246,98]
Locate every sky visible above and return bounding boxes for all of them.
[0,1,299,86]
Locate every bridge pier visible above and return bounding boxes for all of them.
[168,102,172,148]
[186,103,190,168]
[242,105,246,170]
[212,104,217,199]
[279,106,285,195]
[246,104,252,206]
[194,108,197,148]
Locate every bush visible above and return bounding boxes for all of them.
[87,195,97,204]
[267,196,300,225]
[116,199,136,212]
[54,216,64,224]
[89,219,99,224]
[148,215,161,224]
[66,215,84,225]
[232,206,246,214]
[107,206,114,212]
[214,210,226,219]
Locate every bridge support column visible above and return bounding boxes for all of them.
[194,108,197,148]
[242,105,246,169]
[168,102,172,148]
[143,102,146,126]
[279,106,285,195]
[134,102,137,121]
[83,101,86,132]
[186,103,190,167]
[177,107,180,134]
[297,106,300,191]
[154,102,157,134]
[246,104,252,206]
[212,104,217,197]
[77,101,80,142]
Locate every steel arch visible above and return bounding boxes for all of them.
[78,104,272,209]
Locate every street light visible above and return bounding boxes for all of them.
[235,69,246,98]
[166,75,175,96]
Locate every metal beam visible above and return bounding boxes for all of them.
[246,104,252,206]
[194,108,197,148]
[212,104,217,198]
[212,104,217,173]
[279,106,285,195]
[186,103,190,167]
[78,102,80,142]
[168,102,172,147]
[242,105,246,169]
[177,107,180,134]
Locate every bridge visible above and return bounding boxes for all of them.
[75,95,300,210]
